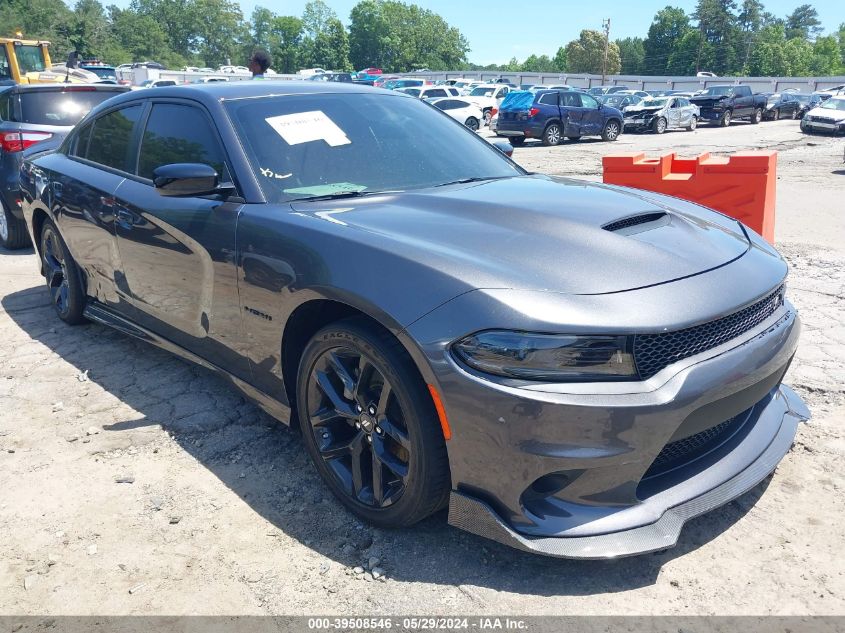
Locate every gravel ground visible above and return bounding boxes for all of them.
[0,118,843,616]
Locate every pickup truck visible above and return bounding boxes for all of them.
[690,85,767,126]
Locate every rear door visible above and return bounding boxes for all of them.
[111,99,250,378]
[667,98,682,128]
[560,92,583,136]
[48,103,144,312]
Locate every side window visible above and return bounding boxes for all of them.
[561,92,579,107]
[579,93,599,108]
[85,105,143,171]
[538,92,558,106]
[69,121,94,158]
[0,92,12,120]
[0,48,12,81]
[137,103,225,181]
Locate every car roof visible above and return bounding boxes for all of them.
[0,83,129,95]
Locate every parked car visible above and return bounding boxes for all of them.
[615,89,650,99]
[623,96,699,133]
[384,78,427,90]
[398,86,460,100]
[373,75,399,88]
[137,79,177,88]
[0,83,129,249]
[800,96,845,135]
[19,81,808,559]
[464,83,513,125]
[696,71,718,77]
[359,67,382,76]
[308,73,355,83]
[193,77,229,84]
[429,97,484,131]
[816,84,845,97]
[795,93,824,118]
[598,93,643,110]
[131,61,165,70]
[298,68,327,77]
[496,89,623,145]
[79,60,118,83]
[762,93,802,120]
[690,85,767,126]
[587,85,630,96]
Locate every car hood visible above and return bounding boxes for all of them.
[806,105,845,121]
[625,105,664,113]
[290,175,750,295]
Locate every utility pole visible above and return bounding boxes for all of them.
[601,18,610,85]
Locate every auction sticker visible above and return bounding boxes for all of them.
[265,110,351,147]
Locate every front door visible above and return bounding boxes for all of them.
[667,98,683,128]
[112,100,251,379]
[576,92,603,136]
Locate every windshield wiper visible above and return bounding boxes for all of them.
[290,190,370,202]
[434,175,513,188]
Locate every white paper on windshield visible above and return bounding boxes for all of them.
[265,110,351,147]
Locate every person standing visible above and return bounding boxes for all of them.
[248,50,271,79]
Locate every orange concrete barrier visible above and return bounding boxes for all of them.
[602,151,777,243]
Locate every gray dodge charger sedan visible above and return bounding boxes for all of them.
[20,82,809,558]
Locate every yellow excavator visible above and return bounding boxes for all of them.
[1,33,98,84]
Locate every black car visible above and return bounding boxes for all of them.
[19,83,807,558]
[795,93,824,117]
[0,83,129,249]
[762,92,802,120]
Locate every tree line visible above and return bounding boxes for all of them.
[0,0,842,76]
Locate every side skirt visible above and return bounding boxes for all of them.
[83,302,292,425]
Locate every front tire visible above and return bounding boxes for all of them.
[39,219,86,325]
[751,108,763,124]
[719,110,732,127]
[687,117,698,131]
[653,117,667,134]
[601,119,621,141]
[296,318,450,528]
[0,200,30,250]
[790,108,798,120]
[542,122,562,146]
[464,116,479,131]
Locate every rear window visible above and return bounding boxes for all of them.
[16,89,125,126]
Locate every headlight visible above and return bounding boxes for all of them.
[452,331,636,381]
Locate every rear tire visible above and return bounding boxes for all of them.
[464,116,479,131]
[601,119,621,141]
[772,108,780,121]
[790,108,798,120]
[482,110,492,126]
[542,123,561,146]
[39,219,86,325]
[719,110,732,127]
[508,136,525,146]
[296,317,450,528]
[0,200,30,250]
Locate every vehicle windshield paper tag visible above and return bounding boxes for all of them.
[265,111,351,147]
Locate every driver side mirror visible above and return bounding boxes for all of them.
[153,163,233,197]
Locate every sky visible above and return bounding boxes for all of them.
[104,0,844,65]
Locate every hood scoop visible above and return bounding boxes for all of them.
[603,211,669,235]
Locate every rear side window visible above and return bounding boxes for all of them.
[538,92,558,106]
[435,100,460,110]
[137,103,225,180]
[85,105,142,170]
[16,89,125,126]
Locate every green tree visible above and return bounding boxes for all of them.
[192,0,246,66]
[108,6,177,65]
[309,17,351,70]
[736,0,764,70]
[616,36,645,74]
[520,54,556,73]
[694,0,739,74]
[130,0,197,60]
[269,15,304,73]
[643,7,691,75]
[565,29,621,75]
[785,4,822,41]
[809,35,843,75]
[553,46,568,72]
[667,28,712,74]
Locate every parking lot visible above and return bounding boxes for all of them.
[1,118,843,616]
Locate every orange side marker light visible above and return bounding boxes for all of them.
[427,384,452,441]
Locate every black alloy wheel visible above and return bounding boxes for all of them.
[40,220,85,324]
[464,117,480,131]
[509,136,525,146]
[297,318,450,527]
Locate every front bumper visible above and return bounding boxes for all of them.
[448,384,807,558]
[802,119,845,134]
[406,265,807,556]
[623,116,656,131]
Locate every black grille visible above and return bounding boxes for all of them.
[634,286,784,379]
[603,212,667,232]
[644,415,740,478]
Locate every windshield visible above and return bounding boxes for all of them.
[16,89,123,125]
[470,87,495,97]
[84,67,117,80]
[225,93,523,202]
[14,45,47,74]
[642,98,668,107]
[701,86,733,97]
[820,99,845,111]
